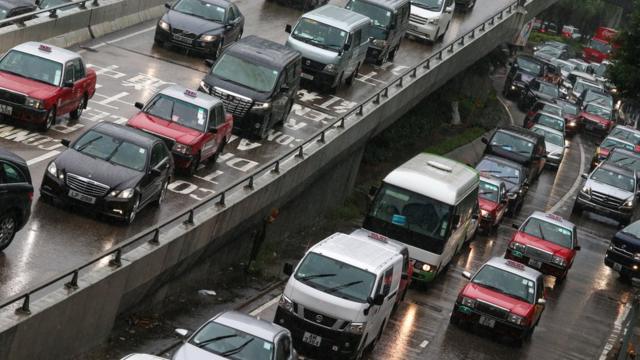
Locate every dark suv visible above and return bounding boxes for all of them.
[503,55,546,99]
[0,148,32,251]
[200,35,301,139]
[482,126,547,184]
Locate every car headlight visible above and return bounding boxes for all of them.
[278,295,294,313]
[508,313,526,326]
[624,198,634,208]
[509,242,526,252]
[480,209,491,218]
[25,97,43,109]
[551,255,567,267]
[109,188,135,199]
[508,192,517,200]
[172,143,191,155]
[158,19,170,32]
[510,85,517,91]
[414,260,435,272]
[372,39,387,48]
[461,297,476,308]
[47,161,57,177]
[427,18,439,25]
[581,186,591,197]
[345,322,366,335]
[323,64,338,73]
[568,120,577,127]
[199,80,211,94]
[548,152,561,159]
[200,34,218,42]
[634,253,640,261]
[253,101,271,111]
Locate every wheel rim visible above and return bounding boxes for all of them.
[128,197,139,223]
[0,216,16,247]
[45,110,55,129]
[158,182,168,204]
[77,98,86,118]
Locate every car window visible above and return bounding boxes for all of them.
[522,217,573,248]
[592,167,636,193]
[210,105,224,127]
[0,50,63,86]
[472,265,535,303]
[189,321,274,360]
[63,61,74,83]
[73,129,147,172]
[479,180,499,202]
[1,162,25,184]
[477,159,522,185]
[286,63,296,84]
[227,6,236,21]
[352,29,362,47]
[150,143,165,168]
[145,94,208,132]
[173,0,225,22]
[72,58,85,81]
[490,131,535,157]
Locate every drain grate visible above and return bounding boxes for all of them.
[413,300,443,313]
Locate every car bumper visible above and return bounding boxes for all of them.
[412,267,437,282]
[274,307,363,360]
[546,156,562,167]
[407,23,439,40]
[605,249,640,277]
[575,195,632,221]
[451,304,530,339]
[0,99,48,125]
[155,28,220,55]
[505,249,567,278]
[172,152,197,170]
[300,64,339,88]
[478,217,495,232]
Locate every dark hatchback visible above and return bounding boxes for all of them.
[482,126,547,184]
[476,155,529,216]
[605,220,640,280]
[40,122,174,224]
[0,148,32,251]
[0,0,36,26]
[154,0,244,59]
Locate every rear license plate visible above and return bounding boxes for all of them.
[301,72,314,81]
[172,34,193,44]
[479,315,495,328]
[68,189,96,204]
[528,258,542,269]
[613,262,622,272]
[0,104,12,115]
[302,332,322,347]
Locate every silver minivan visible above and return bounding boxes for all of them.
[408,0,455,43]
[285,5,371,93]
[345,0,411,65]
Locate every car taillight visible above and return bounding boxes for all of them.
[634,145,640,153]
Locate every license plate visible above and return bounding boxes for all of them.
[479,315,495,328]
[528,258,542,269]
[0,104,12,115]
[172,34,193,44]
[614,262,622,272]
[301,72,314,81]
[68,189,96,204]
[302,332,322,347]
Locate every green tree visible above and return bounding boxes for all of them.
[608,0,640,102]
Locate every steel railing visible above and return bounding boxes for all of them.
[0,0,103,28]
[0,0,525,315]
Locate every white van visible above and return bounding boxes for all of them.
[364,153,479,284]
[407,0,455,43]
[274,232,404,360]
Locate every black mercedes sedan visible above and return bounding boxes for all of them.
[154,0,244,59]
[0,148,32,251]
[40,123,174,224]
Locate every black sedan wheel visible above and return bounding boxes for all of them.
[155,181,169,206]
[215,41,224,59]
[125,196,140,225]
[0,213,17,251]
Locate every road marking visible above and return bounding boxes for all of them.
[419,340,429,348]
[548,139,586,214]
[249,296,280,317]
[497,96,515,125]
[79,26,156,53]
[26,150,60,166]
[599,302,632,360]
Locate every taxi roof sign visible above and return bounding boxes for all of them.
[505,259,526,271]
[545,213,563,221]
[38,44,52,53]
[184,89,197,98]
[367,231,388,243]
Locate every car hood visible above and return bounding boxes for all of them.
[513,231,574,259]
[580,111,610,124]
[586,179,634,201]
[286,36,340,66]
[172,343,227,360]
[462,283,533,317]
[410,4,441,19]
[128,113,202,146]
[546,142,564,156]
[55,149,144,190]
[165,10,225,35]
[479,198,499,212]
[0,71,59,99]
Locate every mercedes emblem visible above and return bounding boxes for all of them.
[315,314,323,323]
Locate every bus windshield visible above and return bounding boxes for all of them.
[364,184,453,255]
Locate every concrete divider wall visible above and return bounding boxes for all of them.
[0,0,558,359]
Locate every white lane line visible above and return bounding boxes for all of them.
[26,150,60,166]
[497,96,515,125]
[419,340,429,348]
[599,302,632,360]
[79,26,156,53]
[548,139,586,214]
[249,296,280,317]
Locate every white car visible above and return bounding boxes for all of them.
[531,124,567,168]
[408,0,455,42]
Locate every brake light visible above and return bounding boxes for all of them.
[635,145,640,153]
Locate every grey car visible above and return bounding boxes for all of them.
[173,310,296,360]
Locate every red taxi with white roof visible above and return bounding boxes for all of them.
[0,42,96,130]
[127,85,233,175]
[580,102,615,136]
[506,211,580,281]
[477,175,508,234]
[450,257,546,345]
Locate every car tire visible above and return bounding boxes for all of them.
[40,107,56,132]
[449,312,461,327]
[366,321,385,354]
[0,212,18,252]
[154,180,169,206]
[187,153,201,176]
[388,44,399,61]
[125,195,140,225]
[329,72,343,94]
[346,63,359,86]
[211,138,227,164]
[258,115,271,140]
[70,95,87,120]
[215,40,224,59]
[277,101,293,127]
[354,336,367,360]
[39,192,54,205]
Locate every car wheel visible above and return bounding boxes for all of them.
[354,336,367,360]
[366,322,384,354]
[39,192,54,205]
[329,72,343,94]
[277,101,293,127]
[449,312,461,327]
[433,28,440,43]
[0,213,17,252]
[211,138,227,164]
[187,153,201,176]
[154,181,168,206]
[70,95,87,120]
[388,44,400,61]
[237,30,243,41]
[257,115,271,140]
[571,202,583,215]
[125,195,140,225]
[40,107,56,132]
[346,63,359,86]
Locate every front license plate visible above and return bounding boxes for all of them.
[0,104,12,115]
[479,315,495,328]
[528,258,542,269]
[613,262,622,272]
[301,72,314,80]
[302,332,322,347]
[68,189,96,204]
[172,34,193,44]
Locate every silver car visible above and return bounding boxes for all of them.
[531,124,567,168]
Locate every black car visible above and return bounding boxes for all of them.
[503,55,546,99]
[0,0,36,26]
[40,123,174,224]
[518,79,560,111]
[0,149,32,251]
[154,0,244,59]
[476,155,528,216]
[482,126,547,184]
[605,220,640,280]
[200,35,301,139]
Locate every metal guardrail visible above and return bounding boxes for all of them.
[0,0,100,28]
[0,0,524,316]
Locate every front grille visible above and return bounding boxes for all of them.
[301,57,325,71]
[0,88,26,105]
[303,308,337,328]
[66,173,109,197]
[591,190,625,208]
[475,300,508,320]
[611,239,636,257]
[211,88,253,119]
[525,246,553,262]
[409,14,427,25]
[171,28,197,39]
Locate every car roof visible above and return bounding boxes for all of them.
[92,122,158,147]
[213,310,287,342]
[609,147,640,158]
[528,211,575,230]
[384,153,479,205]
[350,228,409,254]
[599,161,636,177]
[479,155,526,171]
[532,124,564,137]
[0,147,26,166]
[11,42,81,64]
[304,4,370,31]
[355,0,409,10]
[537,111,564,121]
[226,35,300,70]
[483,257,542,282]
[495,125,545,143]
[310,232,402,274]
[159,85,222,109]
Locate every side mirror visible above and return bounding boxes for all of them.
[280,84,290,94]
[481,137,488,145]
[462,271,472,280]
[63,81,74,88]
[164,2,171,9]
[283,263,293,276]
[175,328,189,338]
[372,294,385,306]
[150,167,162,176]
[285,24,292,34]
[204,59,215,67]
[574,245,581,251]
[537,298,547,305]
[512,223,520,230]
[581,173,588,179]
[368,36,374,43]
[134,102,144,110]
[343,43,351,51]
[61,139,70,147]
[445,6,453,13]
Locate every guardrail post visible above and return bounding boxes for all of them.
[480,23,486,32]
[459,37,465,46]
[271,161,280,174]
[109,249,122,267]
[338,117,345,128]
[245,176,255,190]
[15,294,31,315]
[395,77,403,88]
[217,192,226,207]
[357,104,364,115]
[79,1,88,9]
[49,9,58,18]
[470,29,475,39]
[317,131,326,143]
[410,68,417,78]
[436,51,443,61]
[423,58,430,70]
[92,0,99,6]
[184,210,195,225]
[65,270,79,290]
[448,43,454,53]
[373,93,381,104]
[148,229,160,245]
[490,17,495,25]
[382,87,389,98]
[296,146,304,159]
[498,11,503,20]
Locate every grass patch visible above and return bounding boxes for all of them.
[423,127,486,155]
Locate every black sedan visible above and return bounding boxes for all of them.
[0,148,32,251]
[40,123,174,224]
[154,0,244,59]
[518,78,560,111]
[476,155,529,216]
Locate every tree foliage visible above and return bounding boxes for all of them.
[540,0,617,35]
[608,0,640,102]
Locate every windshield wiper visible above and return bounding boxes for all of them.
[325,280,363,294]
[537,223,547,241]
[76,136,103,152]
[298,273,336,281]
[196,334,239,348]
[479,191,496,195]
[219,338,254,357]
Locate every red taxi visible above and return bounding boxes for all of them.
[0,42,96,130]
[450,257,546,345]
[589,136,636,171]
[580,103,615,136]
[506,211,580,282]
[127,85,233,175]
[478,175,508,234]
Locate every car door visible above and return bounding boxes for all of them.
[443,0,455,31]
[142,143,167,204]
[0,160,33,225]
[273,64,295,123]
[58,61,77,114]
[70,58,87,110]
[201,107,220,161]
[224,5,242,44]
[533,277,546,323]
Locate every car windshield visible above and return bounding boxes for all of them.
[584,104,612,120]
[212,53,279,93]
[189,321,274,360]
[541,104,562,117]
[479,181,499,202]
[516,57,543,76]
[608,151,640,172]
[294,252,376,303]
[411,0,445,11]
[554,61,575,73]
[589,38,612,54]
[477,159,522,185]
[592,167,636,192]
[622,221,640,237]
[569,60,589,72]
[367,184,453,254]
[0,50,63,86]
[522,217,573,248]
[173,0,225,22]
[557,101,579,116]
[346,0,392,28]
[472,265,535,303]
[292,18,348,52]
[532,81,559,98]
[532,127,564,147]
[584,92,613,108]
[73,130,147,171]
[536,114,564,132]
[490,131,535,157]
[575,81,601,96]
[537,46,562,57]
[144,94,208,132]
[601,138,635,152]
[610,127,640,145]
